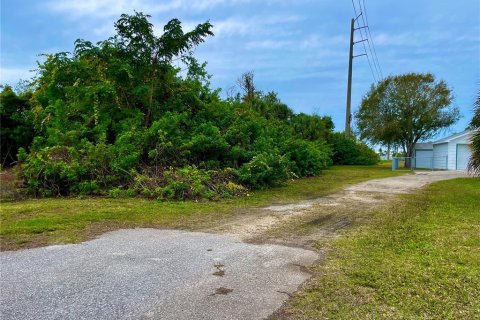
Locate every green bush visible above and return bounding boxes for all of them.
[330,133,379,165]
[20,140,140,196]
[74,181,100,195]
[237,151,291,188]
[355,143,380,165]
[284,139,331,176]
[118,166,247,200]
[21,146,86,196]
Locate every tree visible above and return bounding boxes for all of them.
[237,71,256,103]
[291,113,334,142]
[0,86,34,166]
[468,93,480,175]
[356,73,459,165]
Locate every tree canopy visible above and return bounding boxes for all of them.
[355,73,459,159]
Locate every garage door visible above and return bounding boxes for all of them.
[433,143,448,169]
[415,150,433,169]
[456,144,471,170]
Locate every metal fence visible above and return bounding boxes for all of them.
[392,156,448,171]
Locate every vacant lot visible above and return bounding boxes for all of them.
[277,178,480,319]
[0,164,404,251]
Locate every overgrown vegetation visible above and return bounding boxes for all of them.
[281,178,480,319]
[0,12,378,199]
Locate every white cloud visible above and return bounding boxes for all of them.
[188,0,252,10]
[47,0,306,39]
[373,32,413,46]
[212,17,250,37]
[245,33,346,57]
[0,68,36,85]
[373,30,479,48]
[47,0,197,19]
[48,0,143,18]
[47,0,256,19]
[246,39,293,49]
[212,14,303,38]
[47,0,312,18]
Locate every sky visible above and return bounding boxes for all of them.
[1,0,479,139]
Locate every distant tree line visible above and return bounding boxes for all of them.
[0,12,378,199]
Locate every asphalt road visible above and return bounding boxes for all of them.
[0,229,318,320]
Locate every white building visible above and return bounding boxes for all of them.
[413,130,473,170]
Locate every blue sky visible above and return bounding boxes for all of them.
[1,0,479,139]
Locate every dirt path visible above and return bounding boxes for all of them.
[208,171,468,247]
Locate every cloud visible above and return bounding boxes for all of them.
[0,68,36,85]
[250,35,345,58]
[212,17,251,37]
[214,14,303,37]
[47,0,306,38]
[48,0,143,18]
[373,30,479,48]
[246,40,293,49]
[47,0,256,19]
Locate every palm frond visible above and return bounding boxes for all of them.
[467,92,480,176]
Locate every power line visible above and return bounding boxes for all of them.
[361,0,383,78]
[350,0,378,83]
[345,0,383,136]
[357,0,381,80]
[362,0,384,79]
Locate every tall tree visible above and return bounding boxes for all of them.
[356,73,459,164]
[468,92,480,175]
[31,12,213,143]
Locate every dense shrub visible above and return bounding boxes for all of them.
[355,143,380,165]
[20,146,88,196]
[330,133,379,165]
[283,139,331,177]
[237,151,291,188]
[111,166,247,200]
[19,138,142,196]
[7,13,352,199]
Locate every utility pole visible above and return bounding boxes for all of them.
[345,16,368,137]
[345,18,354,137]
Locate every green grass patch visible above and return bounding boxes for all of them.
[0,164,404,250]
[283,178,480,319]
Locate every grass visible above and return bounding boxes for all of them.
[0,164,404,251]
[280,178,480,319]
